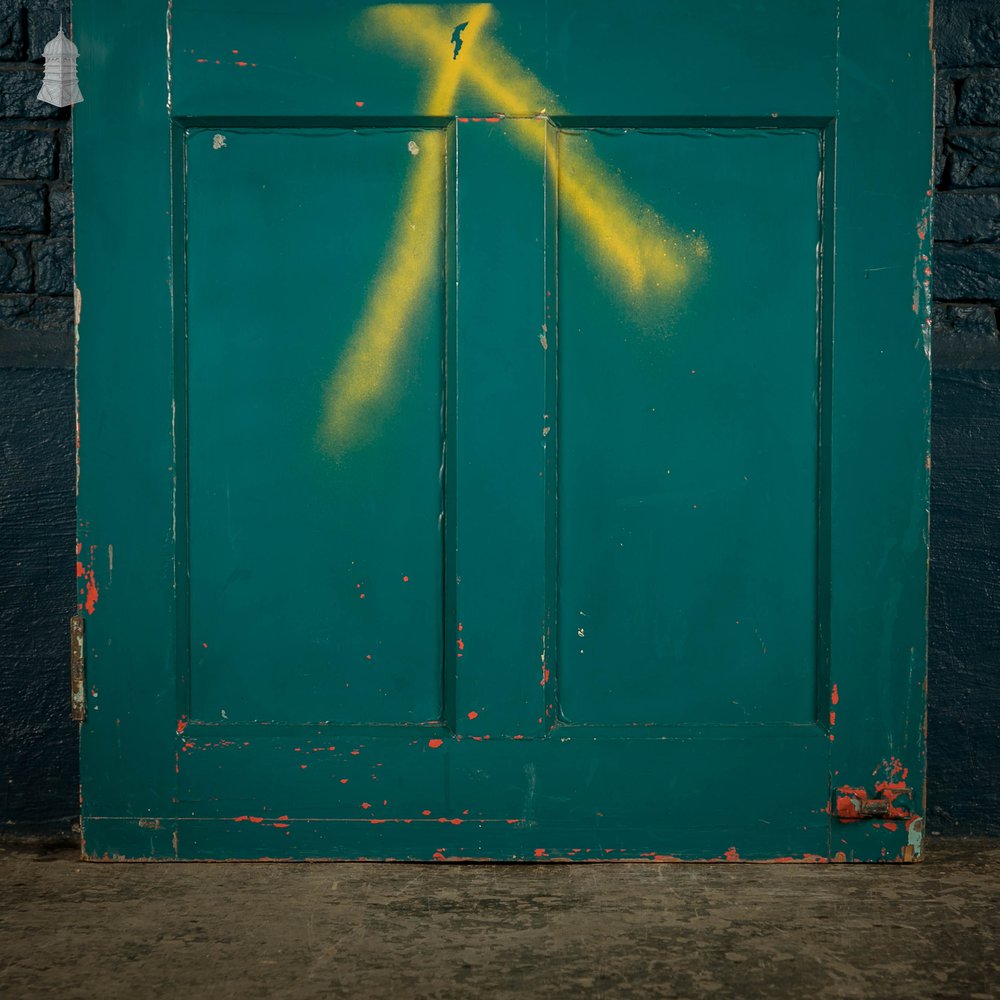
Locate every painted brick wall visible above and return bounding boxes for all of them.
[0,0,76,837]
[1,1,998,837]
[928,0,1000,835]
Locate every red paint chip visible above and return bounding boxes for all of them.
[428,738,444,749]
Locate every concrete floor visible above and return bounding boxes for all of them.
[0,838,997,999]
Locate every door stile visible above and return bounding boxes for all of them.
[826,2,933,861]
[815,117,836,739]
[542,118,560,733]
[452,117,551,739]
[172,120,192,738]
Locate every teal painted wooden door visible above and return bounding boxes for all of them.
[75,1,933,861]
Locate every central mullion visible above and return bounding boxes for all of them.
[450,117,552,739]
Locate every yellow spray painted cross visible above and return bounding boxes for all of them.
[319,4,709,456]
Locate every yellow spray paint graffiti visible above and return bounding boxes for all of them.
[319,5,493,454]
[317,127,445,455]
[320,4,708,456]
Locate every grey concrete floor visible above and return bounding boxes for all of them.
[0,838,997,1000]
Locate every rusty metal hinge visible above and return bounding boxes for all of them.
[835,785,913,821]
[70,614,86,722]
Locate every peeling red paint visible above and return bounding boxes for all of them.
[273,822,290,828]
[534,848,547,857]
[467,710,478,720]
[880,757,909,781]
[355,100,365,107]
[176,717,188,735]
[873,780,911,818]
[77,545,99,614]
[837,778,912,822]
[724,846,740,862]
[428,738,444,749]
[831,684,839,706]
[836,785,869,820]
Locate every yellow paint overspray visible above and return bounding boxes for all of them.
[319,5,493,455]
[322,4,709,453]
[552,132,709,312]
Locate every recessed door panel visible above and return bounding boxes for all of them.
[557,128,823,726]
[186,127,447,724]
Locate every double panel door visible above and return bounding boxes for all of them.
[76,1,932,861]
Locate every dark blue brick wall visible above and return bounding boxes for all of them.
[0,0,76,838]
[929,0,1000,836]
[1,0,999,838]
